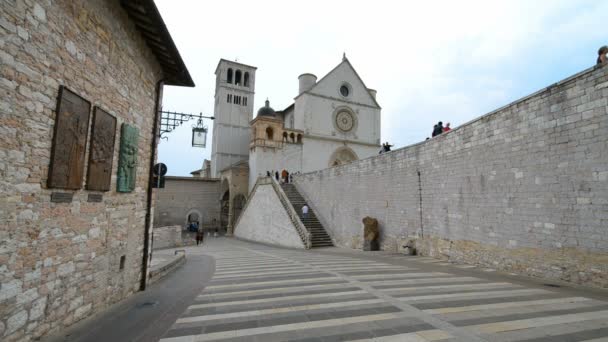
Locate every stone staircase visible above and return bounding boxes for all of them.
[280,183,333,248]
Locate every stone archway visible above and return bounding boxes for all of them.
[329,146,358,167]
[232,194,247,227]
[184,208,203,227]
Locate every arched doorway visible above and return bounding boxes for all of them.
[185,209,202,226]
[329,146,358,167]
[220,190,230,232]
[232,194,246,227]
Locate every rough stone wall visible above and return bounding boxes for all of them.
[295,65,608,287]
[0,1,162,340]
[152,226,182,250]
[154,177,220,228]
[234,183,306,249]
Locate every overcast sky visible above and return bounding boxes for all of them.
[156,0,606,176]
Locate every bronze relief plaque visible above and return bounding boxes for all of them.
[48,86,91,190]
[86,107,117,191]
[116,123,139,193]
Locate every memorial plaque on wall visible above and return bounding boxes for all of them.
[86,107,117,191]
[47,86,91,189]
[116,123,139,193]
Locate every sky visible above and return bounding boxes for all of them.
[156,0,607,176]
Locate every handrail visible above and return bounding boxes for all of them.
[268,177,312,249]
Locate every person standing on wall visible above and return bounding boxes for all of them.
[443,123,451,132]
[597,46,608,65]
[432,122,443,137]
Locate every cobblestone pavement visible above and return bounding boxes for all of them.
[159,239,608,342]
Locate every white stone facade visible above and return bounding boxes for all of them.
[234,183,306,249]
[212,56,381,194]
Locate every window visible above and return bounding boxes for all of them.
[227,94,232,103]
[244,72,250,87]
[227,68,233,84]
[235,70,242,85]
[119,255,126,270]
[290,132,295,143]
[243,97,247,106]
[340,84,350,97]
[266,126,274,140]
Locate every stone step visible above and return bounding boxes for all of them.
[280,184,333,247]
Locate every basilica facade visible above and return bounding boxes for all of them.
[209,56,382,233]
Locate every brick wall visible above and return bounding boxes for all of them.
[153,177,220,228]
[295,64,608,288]
[0,1,163,340]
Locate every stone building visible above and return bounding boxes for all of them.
[153,176,220,229]
[237,62,608,288]
[0,1,193,341]
[211,56,382,234]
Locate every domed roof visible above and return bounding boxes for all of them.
[257,99,275,117]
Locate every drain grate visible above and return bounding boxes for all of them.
[543,283,561,288]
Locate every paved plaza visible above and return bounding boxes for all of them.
[156,239,608,342]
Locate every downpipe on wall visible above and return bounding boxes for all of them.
[141,80,164,291]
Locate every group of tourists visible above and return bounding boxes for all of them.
[431,121,451,137]
[192,219,219,246]
[378,142,393,154]
[267,169,300,183]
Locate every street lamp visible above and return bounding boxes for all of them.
[192,120,208,148]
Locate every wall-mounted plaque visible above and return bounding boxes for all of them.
[87,193,103,202]
[116,124,139,193]
[51,192,73,203]
[48,86,91,189]
[86,107,116,191]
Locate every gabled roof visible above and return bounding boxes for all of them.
[120,0,194,87]
[294,57,381,109]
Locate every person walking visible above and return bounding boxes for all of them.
[196,228,204,246]
[285,170,290,183]
[275,171,279,181]
[281,169,287,183]
[301,204,309,220]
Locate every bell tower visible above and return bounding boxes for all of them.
[210,59,257,177]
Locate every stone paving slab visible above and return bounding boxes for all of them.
[159,238,608,341]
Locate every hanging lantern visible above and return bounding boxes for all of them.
[192,117,208,148]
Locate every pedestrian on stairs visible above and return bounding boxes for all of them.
[302,204,309,220]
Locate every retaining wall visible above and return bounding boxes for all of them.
[295,64,608,287]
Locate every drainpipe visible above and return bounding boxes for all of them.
[141,80,164,291]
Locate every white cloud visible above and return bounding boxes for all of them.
[156,0,607,175]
